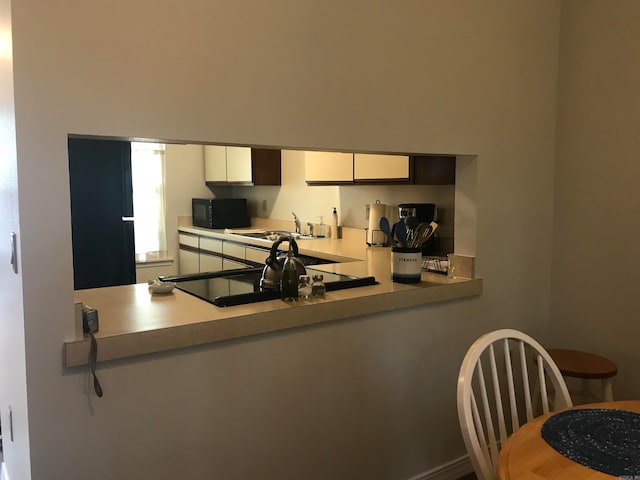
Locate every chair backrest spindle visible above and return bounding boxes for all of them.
[519,341,534,421]
[476,359,500,468]
[502,339,519,433]
[488,344,508,446]
[537,354,550,415]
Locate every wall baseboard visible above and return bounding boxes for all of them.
[406,454,474,480]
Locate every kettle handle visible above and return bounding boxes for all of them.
[266,235,299,270]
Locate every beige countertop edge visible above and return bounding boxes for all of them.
[65,278,482,368]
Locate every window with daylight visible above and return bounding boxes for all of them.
[131,142,167,255]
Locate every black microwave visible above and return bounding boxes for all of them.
[192,198,251,229]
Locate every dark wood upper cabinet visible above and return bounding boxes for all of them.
[411,155,456,185]
[250,148,281,186]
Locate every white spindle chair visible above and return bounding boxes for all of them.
[457,329,572,480]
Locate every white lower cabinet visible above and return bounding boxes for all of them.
[179,248,199,274]
[200,252,223,273]
[178,233,201,275]
[200,237,223,254]
[179,231,265,275]
[222,242,245,260]
[223,258,249,270]
[198,236,224,273]
[246,246,269,264]
[222,242,250,270]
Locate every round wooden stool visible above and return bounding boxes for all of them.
[547,348,618,402]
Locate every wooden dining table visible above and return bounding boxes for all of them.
[498,399,640,479]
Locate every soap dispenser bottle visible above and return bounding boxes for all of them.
[280,238,299,302]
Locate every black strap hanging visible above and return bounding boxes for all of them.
[88,332,103,398]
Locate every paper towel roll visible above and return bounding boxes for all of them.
[367,203,387,245]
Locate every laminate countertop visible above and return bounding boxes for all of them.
[65,227,482,367]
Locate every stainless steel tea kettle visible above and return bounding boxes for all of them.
[260,235,307,290]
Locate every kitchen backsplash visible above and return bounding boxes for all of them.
[214,149,455,247]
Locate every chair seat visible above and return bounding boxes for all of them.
[547,348,617,379]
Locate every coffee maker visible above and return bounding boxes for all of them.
[398,203,440,255]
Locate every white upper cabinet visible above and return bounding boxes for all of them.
[204,145,227,182]
[225,146,252,183]
[204,145,281,185]
[304,151,413,184]
[204,145,251,183]
[305,151,354,183]
[354,153,410,181]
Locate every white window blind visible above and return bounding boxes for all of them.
[131,142,167,255]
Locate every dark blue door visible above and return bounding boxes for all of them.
[68,137,136,289]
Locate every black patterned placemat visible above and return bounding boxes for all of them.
[541,408,640,476]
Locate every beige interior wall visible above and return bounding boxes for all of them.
[0,0,31,478]
[7,1,562,479]
[551,1,640,399]
[159,143,214,277]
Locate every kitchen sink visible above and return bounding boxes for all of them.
[270,231,314,240]
[231,231,314,240]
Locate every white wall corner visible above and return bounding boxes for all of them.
[1,462,11,480]
[453,155,477,258]
[405,455,473,480]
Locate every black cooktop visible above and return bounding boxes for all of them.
[161,267,377,307]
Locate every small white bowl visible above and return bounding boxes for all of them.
[148,280,176,295]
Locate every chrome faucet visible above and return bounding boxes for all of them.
[292,212,301,234]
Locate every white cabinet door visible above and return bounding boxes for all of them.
[226,146,252,183]
[199,252,223,273]
[305,151,353,183]
[200,237,223,254]
[179,233,199,248]
[246,246,269,264]
[179,248,199,274]
[204,145,227,182]
[354,153,410,180]
[222,242,245,260]
[223,258,249,270]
